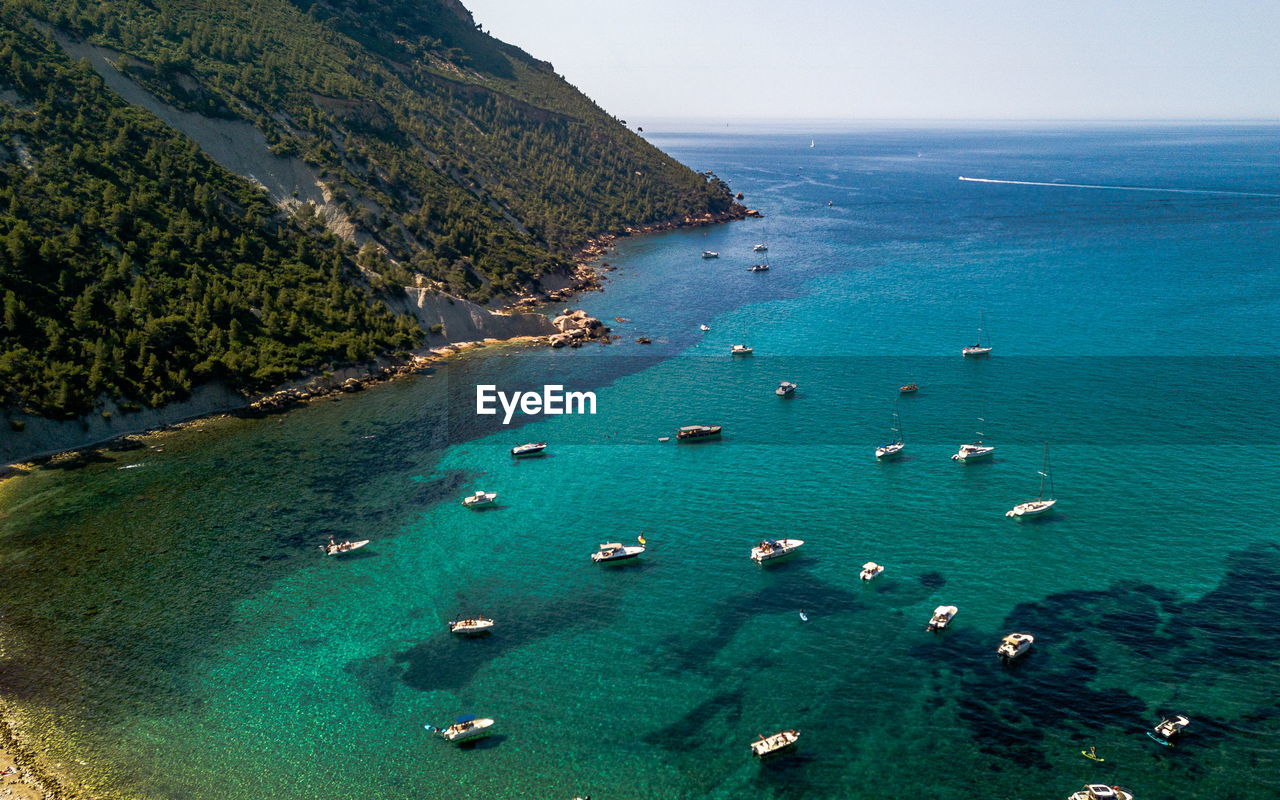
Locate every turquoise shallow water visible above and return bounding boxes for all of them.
[2,124,1280,799]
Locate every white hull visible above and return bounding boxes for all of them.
[323,539,370,556]
[438,718,495,743]
[962,346,992,357]
[750,729,800,757]
[997,633,1035,660]
[1006,498,1056,517]
[927,606,958,631]
[449,619,495,635]
[511,443,547,457]
[751,539,804,563]
[875,442,904,459]
[463,491,498,508]
[952,445,995,461]
[592,544,645,563]
[859,562,884,581]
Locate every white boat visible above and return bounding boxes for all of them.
[859,561,884,581]
[750,729,800,757]
[1007,443,1057,518]
[750,538,804,563]
[592,539,645,563]
[699,324,711,332]
[875,406,905,459]
[775,381,797,397]
[448,617,495,635]
[926,605,958,632]
[747,263,770,272]
[511,442,547,458]
[753,244,769,252]
[321,538,369,556]
[431,716,495,743]
[702,251,719,259]
[997,632,1034,660]
[1148,715,1190,745]
[462,490,498,508]
[731,344,754,355]
[1068,785,1134,800]
[676,424,722,441]
[952,441,995,461]
[962,311,992,357]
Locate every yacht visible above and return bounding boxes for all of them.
[448,617,495,636]
[997,632,1034,660]
[775,381,797,397]
[511,442,548,458]
[1068,786,1134,800]
[731,344,754,355]
[1007,443,1057,518]
[702,251,719,259]
[592,540,646,563]
[753,244,769,252]
[952,441,995,461]
[859,561,884,581]
[747,263,770,272]
[676,424,722,441]
[750,729,800,758]
[321,538,369,556]
[462,490,498,508]
[430,715,495,743]
[1147,715,1190,746]
[876,405,905,459]
[926,605,958,632]
[962,311,993,357]
[750,538,804,563]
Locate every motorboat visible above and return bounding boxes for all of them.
[1067,786,1134,800]
[997,632,1034,660]
[859,561,884,581]
[775,381,797,397]
[731,344,754,355]
[750,538,804,563]
[747,264,770,272]
[1147,715,1190,746]
[753,244,769,252]
[952,441,995,461]
[899,384,919,393]
[1007,443,1056,518]
[430,715,495,743]
[750,729,799,758]
[962,311,993,357]
[448,617,495,636]
[676,424,722,441]
[462,490,498,508]
[699,324,711,332]
[592,540,645,563]
[511,442,548,458]
[702,251,719,259]
[321,538,369,556]
[926,605,958,632]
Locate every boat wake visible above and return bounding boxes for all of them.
[958,176,1280,199]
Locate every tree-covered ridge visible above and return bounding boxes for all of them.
[22,0,736,299]
[0,11,420,418]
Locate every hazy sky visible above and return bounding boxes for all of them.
[464,0,1280,122]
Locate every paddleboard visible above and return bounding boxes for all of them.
[798,611,809,622]
[1080,750,1105,762]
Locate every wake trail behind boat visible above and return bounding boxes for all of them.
[958,176,1280,199]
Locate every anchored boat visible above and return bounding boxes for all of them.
[592,539,646,563]
[321,537,369,556]
[1068,786,1134,800]
[875,405,905,459]
[731,344,754,356]
[926,605,958,632]
[775,381,797,397]
[859,561,884,581]
[962,311,993,357]
[750,729,800,758]
[511,442,548,458]
[676,424,722,441]
[997,632,1035,660]
[750,538,804,563]
[448,617,495,636]
[1147,715,1190,746]
[1007,443,1057,518]
[430,715,495,743]
[462,490,498,508]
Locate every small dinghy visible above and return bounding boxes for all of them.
[1147,715,1190,746]
[699,324,711,332]
[429,715,495,743]
[750,538,804,563]
[448,617,495,636]
[926,605,958,632]
[750,729,800,758]
[859,561,884,581]
[731,344,754,355]
[1067,785,1134,800]
[321,537,369,556]
[462,490,498,508]
[899,384,919,393]
[511,442,547,458]
[997,632,1035,660]
[592,539,646,563]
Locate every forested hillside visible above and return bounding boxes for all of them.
[0,0,737,420]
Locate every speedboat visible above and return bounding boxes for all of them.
[926,605,958,632]
[511,442,547,458]
[899,384,919,393]
[952,441,995,461]
[775,381,797,397]
[699,324,711,332]
[753,244,769,252]
[431,715,495,743]
[321,538,369,556]
[676,424,722,441]
[448,617,495,636]
[592,540,645,563]
[1147,715,1190,746]
[859,561,884,581]
[747,264,770,272]
[731,344,754,355]
[750,729,799,758]
[875,440,904,459]
[997,632,1034,660]
[1068,786,1134,800]
[462,490,498,508]
[750,538,804,563]
[701,251,719,259]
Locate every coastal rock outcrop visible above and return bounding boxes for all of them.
[549,309,612,347]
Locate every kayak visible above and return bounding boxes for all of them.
[1146,731,1174,747]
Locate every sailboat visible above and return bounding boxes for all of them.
[875,405,905,459]
[952,418,995,461]
[962,312,992,357]
[1006,443,1057,518]
[809,138,815,148]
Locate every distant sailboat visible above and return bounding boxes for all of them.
[962,312,992,357]
[1006,443,1057,518]
[875,405,905,459]
[809,138,815,148]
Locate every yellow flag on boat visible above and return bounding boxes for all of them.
[637,534,647,545]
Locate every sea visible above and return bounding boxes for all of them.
[2,122,1279,800]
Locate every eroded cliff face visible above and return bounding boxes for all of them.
[390,289,555,341]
